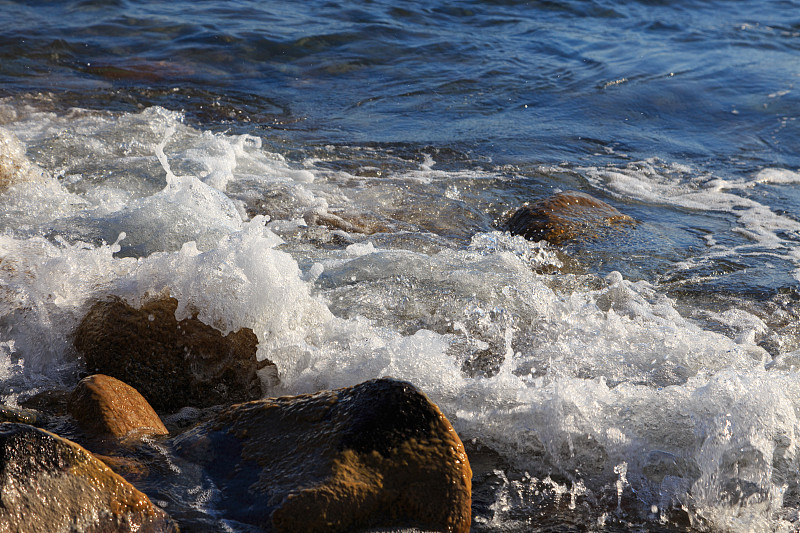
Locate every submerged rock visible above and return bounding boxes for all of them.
[0,404,45,426]
[74,296,270,411]
[503,190,634,244]
[304,210,391,236]
[69,374,169,440]
[19,389,70,417]
[0,422,177,533]
[175,378,472,533]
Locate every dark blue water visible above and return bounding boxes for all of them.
[2,0,799,170]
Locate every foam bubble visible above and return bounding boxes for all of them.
[0,233,137,388]
[753,168,800,185]
[0,127,88,231]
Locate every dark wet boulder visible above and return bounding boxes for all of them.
[69,374,169,439]
[0,422,177,532]
[503,190,634,244]
[19,389,70,417]
[174,378,472,533]
[74,295,271,410]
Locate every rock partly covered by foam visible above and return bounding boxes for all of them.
[69,374,169,439]
[0,422,177,533]
[0,127,40,190]
[503,190,634,244]
[174,378,472,533]
[74,296,269,411]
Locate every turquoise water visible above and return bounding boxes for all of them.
[2,1,800,531]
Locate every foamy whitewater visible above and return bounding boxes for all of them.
[1,99,800,531]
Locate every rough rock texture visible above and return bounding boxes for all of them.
[0,422,177,533]
[74,296,269,410]
[174,378,472,533]
[503,190,634,244]
[69,374,169,439]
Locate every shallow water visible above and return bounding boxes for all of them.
[2,0,800,531]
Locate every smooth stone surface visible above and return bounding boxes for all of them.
[174,378,472,533]
[0,422,177,533]
[503,190,634,244]
[74,295,269,410]
[69,374,169,439]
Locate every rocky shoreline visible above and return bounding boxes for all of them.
[0,190,638,532]
[1,372,472,532]
[1,287,475,532]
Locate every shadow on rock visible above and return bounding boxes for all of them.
[73,295,274,411]
[502,190,635,245]
[0,422,177,533]
[174,377,472,533]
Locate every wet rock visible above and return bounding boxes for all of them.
[19,389,70,417]
[69,374,169,439]
[175,378,472,533]
[92,452,152,483]
[502,190,634,244]
[74,295,270,411]
[304,210,390,235]
[0,404,45,426]
[0,422,177,533]
[460,346,504,379]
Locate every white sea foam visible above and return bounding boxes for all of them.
[2,104,800,530]
[582,159,800,282]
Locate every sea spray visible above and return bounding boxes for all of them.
[1,103,800,530]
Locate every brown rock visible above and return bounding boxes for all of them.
[69,374,168,439]
[84,59,195,82]
[0,422,177,533]
[503,190,634,244]
[304,211,390,235]
[73,295,270,411]
[174,378,472,533]
[305,211,368,234]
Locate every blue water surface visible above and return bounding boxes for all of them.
[1,0,798,171]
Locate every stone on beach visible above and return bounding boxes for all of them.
[174,378,472,533]
[0,422,177,533]
[503,190,634,244]
[69,374,169,439]
[73,295,269,410]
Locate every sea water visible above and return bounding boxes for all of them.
[1,0,800,531]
